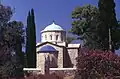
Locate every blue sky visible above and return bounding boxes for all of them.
[2,0,120,43]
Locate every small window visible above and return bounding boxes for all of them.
[56,35,58,40]
[61,35,63,41]
[50,35,52,40]
[45,35,47,40]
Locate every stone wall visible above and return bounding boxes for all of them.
[67,48,79,68]
[36,43,64,68]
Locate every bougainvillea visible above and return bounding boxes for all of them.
[74,48,120,79]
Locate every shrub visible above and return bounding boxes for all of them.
[74,48,120,79]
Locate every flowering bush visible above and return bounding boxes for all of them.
[74,48,120,79]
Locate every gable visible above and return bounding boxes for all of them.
[36,42,64,48]
[36,42,65,53]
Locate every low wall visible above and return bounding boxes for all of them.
[23,68,76,76]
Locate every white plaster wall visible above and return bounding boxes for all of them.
[68,44,80,48]
[41,31,66,43]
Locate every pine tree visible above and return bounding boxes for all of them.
[70,2,120,51]
[70,5,101,49]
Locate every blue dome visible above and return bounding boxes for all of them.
[40,45,57,52]
[42,22,64,32]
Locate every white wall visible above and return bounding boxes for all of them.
[41,31,66,43]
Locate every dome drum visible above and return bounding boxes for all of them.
[41,22,66,43]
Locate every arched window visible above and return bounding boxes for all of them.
[56,35,58,40]
[50,35,52,40]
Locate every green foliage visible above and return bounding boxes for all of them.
[5,21,24,49]
[0,55,23,78]
[74,48,120,79]
[66,36,75,44]
[70,3,120,51]
[0,5,12,23]
[26,9,36,68]
[98,0,120,52]
[0,4,25,78]
[70,4,101,49]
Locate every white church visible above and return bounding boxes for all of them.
[36,22,80,71]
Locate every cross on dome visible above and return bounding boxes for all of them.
[52,20,56,25]
[53,20,55,23]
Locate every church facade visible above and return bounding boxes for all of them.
[36,22,80,70]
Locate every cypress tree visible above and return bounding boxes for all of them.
[26,11,31,67]
[26,9,36,68]
[30,9,36,67]
[98,0,119,52]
